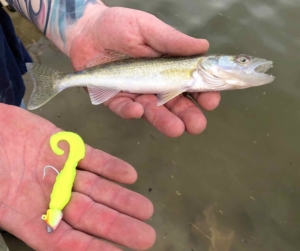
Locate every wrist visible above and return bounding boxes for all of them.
[45,3,109,57]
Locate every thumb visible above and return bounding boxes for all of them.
[138,14,209,56]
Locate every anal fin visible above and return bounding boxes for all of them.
[88,86,120,105]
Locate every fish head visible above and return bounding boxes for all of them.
[199,54,275,90]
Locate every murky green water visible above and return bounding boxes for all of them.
[4,0,300,250]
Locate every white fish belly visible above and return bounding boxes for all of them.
[62,73,190,94]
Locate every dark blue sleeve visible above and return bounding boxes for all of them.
[0,7,32,106]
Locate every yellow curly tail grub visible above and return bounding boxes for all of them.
[41,131,86,233]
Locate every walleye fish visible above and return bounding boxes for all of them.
[25,53,275,110]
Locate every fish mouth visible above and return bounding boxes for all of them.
[252,60,273,76]
[235,60,275,87]
[247,60,275,84]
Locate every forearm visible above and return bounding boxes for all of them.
[7,0,108,56]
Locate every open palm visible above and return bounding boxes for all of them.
[70,7,221,138]
[0,104,155,251]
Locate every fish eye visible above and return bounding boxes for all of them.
[236,55,250,64]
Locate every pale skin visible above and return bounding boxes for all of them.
[1,0,221,250]
[0,104,155,251]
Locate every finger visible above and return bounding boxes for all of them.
[139,14,209,55]
[192,92,221,111]
[79,146,137,184]
[165,96,207,135]
[52,229,123,251]
[125,44,163,58]
[74,170,153,220]
[104,94,144,119]
[134,95,185,137]
[64,192,156,250]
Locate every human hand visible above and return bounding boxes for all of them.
[0,103,155,251]
[69,7,221,138]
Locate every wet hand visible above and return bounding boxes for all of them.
[0,104,155,251]
[70,7,221,137]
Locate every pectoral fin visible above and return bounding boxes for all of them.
[157,88,188,106]
[157,68,194,105]
[87,86,120,105]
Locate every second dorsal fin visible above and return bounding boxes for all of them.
[80,49,130,70]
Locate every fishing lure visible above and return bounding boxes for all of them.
[41,131,86,233]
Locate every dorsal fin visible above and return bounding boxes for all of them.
[79,50,130,70]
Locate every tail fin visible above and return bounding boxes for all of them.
[26,63,63,110]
